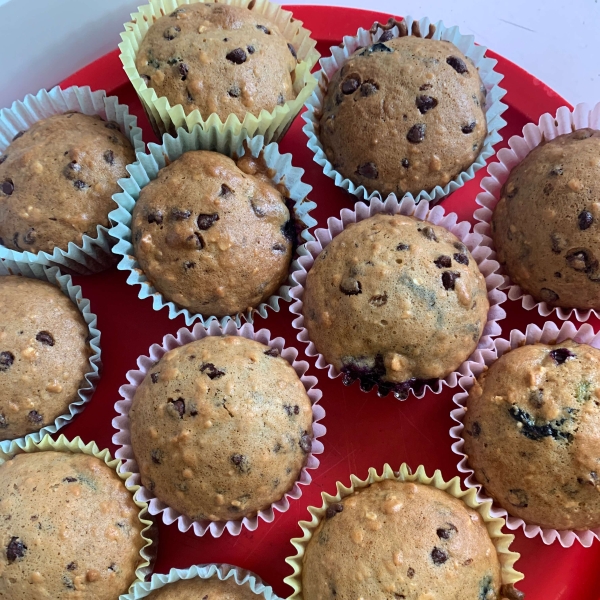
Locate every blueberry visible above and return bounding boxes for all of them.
[226,48,247,64]
[168,397,185,418]
[416,95,438,114]
[103,150,115,165]
[256,24,270,34]
[0,351,14,371]
[6,537,26,563]
[407,123,426,143]
[401,158,410,168]
[446,56,468,74]
[36,331,54,346]
[1,179,14,195]
[150,372,159,384]
[578,210,593,230]
[171,208,190,220]
[197,213,219,230]
[356,162,378,179]
[27,410,43,424]
[341,76,361,95]
[431,547,448,565]
[453,253,469,265]
[231,454,250,473]
[147,211,163,225]
[325,503,344,518]
[178,63,189,80]
[378,30,395,42]
[462,121,476,134]
[434,255,451,269]
[549,348,576,365]
[200,362,225,379]
[163,26,181,40]
[441,271,460,290]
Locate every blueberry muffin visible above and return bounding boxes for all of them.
[135,3,298,122]
[129,335,313,522]
[0,112,135,253]
[492,129,600,310]
[0,450,145,599]
[464,340,600,530]
[302,214,489,398]
[0,276,91,441]
[145,575,259,599]
[302,479,522,600]
[132,150,295,317]
[319,33,487,197]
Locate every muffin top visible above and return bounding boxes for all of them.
[132,150,294,318]
[464,340,600,530]
[492,129,600,310]
[145,575,259,599]
[302,479,516,600]
[0,451,145,600]
[136,3,298,121]
[319,35,487,197]
[0,112,135,253]
[129,335,313,522]
[0,276,90,442]
[302,214,489,397]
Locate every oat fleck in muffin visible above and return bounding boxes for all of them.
[0,451,145,599]
[319,29,487,197]
[0,113,135,253]
[302,214,489,397]
[145,575,260,599]
[492,129,600,310]
[464,340,600,530]
[129,335,313,522]
[136,3,298,122]
[0,276,91,441]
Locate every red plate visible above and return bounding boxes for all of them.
[59,6,600,599]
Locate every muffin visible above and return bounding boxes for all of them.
[0,450,145,599]
[463,340,600,530]
[318,35,487,197]
[0,112,136,253]
[145,575,259,599]
[302,214,489,397]
[131,150,295,317]
[491,128,600,310]
[301,479,520,600]
[0,276,91,441]
[129,335,313,521]
[135,3,298,122]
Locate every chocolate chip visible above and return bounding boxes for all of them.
[63,476,77,483]
[356,162,378,179]
[342,75,361,95]
[442,271,461,290]
[360,80,379,96]
[549,348,576,365]
[421,226,438,241]
[151,449,163,464]
[578,210,593,230]
[256,24,271,34]
[369,293,387,307]
[171,208,191,220]
[401,158,410,169]
[325,503,344,518]
[539,288,559,303]
[407,567,415,579]
[247,45,255,54]
[396,243,410,250]
[36,331,54,346]
[264,348,279,357]
[407,123,426,143]
[12,131,24,141]
[66,562,77,571]
[434,255,451,269]
[103,149,115,165]
[467,421,481,437]
[287,43,297,59]
[0,414,7,428]
[73,180,88,190]
[507,488,528,508]
[163,26,181,40]
[436,524,457,539]
[220,184,233,196]
[431,547,448,565]
[550,165,563,176]
[453,253,469,265]
[228,85,241,98]
[416,95,438,114]
[178,63,189,80]
[168,398,185,418]
[197,213,219,230]
[1,179,14,195]
[200,362,225,379]
[23,228,36,245]
[446,55,468,74]
[0,351,14,371]
[462,121,476,134]
[6,537,26,563]
[454,241,467,252]
[226,48,247,64]
[299,433,312,453]
[147,211,163,225]
[340,277,362,295]
[378,30,395,42]
[150,372,159,384]
[231,454,250,473]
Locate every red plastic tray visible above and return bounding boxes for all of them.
[58,5,600,599]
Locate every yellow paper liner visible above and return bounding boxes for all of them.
[284,463,524,599]
[0,434,155,590]
[119,0,320,141]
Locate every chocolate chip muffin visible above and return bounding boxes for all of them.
[492,129,600,310]
[0,276,91,441]
[0,450,145,599]
[145,575,259,599]
[464,340,600,530]
[319,34,487,197]
[302,214,489,398]
[0,112,135,254]
[302,479,521,600]
[135,3,298,122]
[132,150,295,317]
[129,335,313,522]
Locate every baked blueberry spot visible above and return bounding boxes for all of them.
[228,85,241,98]
[578,210,593,230]
[226,48,247,64]
[360,42,394,55]
[150,372,159,384]
[507,488,528,508]
[231,454,250,474]
[540,288,559,303]
[27,410,42,424]
[508,405,573,442]
[12,131,24,141]
[103,150,115,165]
[467,421,481,437]
[178,63,189,80]
[1,179,14,195]
[163,26,181,40]
[147,211,163,225]
[299,433,312,453]
[436,524,457,539]
[462,121,476,134]
[171,208,191,220]
[356,162,378,179]
[401,158,410,168]
[168,397,185,418]
[197,213,219,230]
[147,58,160,69]
[326,503,344,519]
[407,567,415,579]
[446,56,468,74]
[264,348,279,357]
[453,253,469,265]
[23,228,36,245]
[151,449,164,464]
[66,562,77,571]
[256,24,271,34]
[277,93,285,106]
[396,243,410,250]
[284,404,300,416]
[479,576,495,600]
[549,347,576,365]
[287,43,297,59]
[6,537,26,563]
[73,180,88,190]
[441,271,460,290]
[360,80,379,96]
[247,45,255,54]
[200,362,225,379]
[369,293,387,307]
[339,277,362,295]
[416,95,438,114]
[407,123,426,143]
[434,255,451,269]
[342,75,361,95]
[36,331,54,346]
[0,351,15,371]
[431,547,448,565]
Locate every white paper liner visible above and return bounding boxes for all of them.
[122,563,280,599]
[289,194,506,400]
[450,320,600,547]
[303,15,508,205]
[0,259,102,453]
[474,101,600,321]
[112,320,325,537]
[0,86,145,275]
[110,124,316,328]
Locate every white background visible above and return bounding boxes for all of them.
[0,0,598,111]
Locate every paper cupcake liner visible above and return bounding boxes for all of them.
[122,563,280,599]
[284,463,524,598]
[0,259,102,453]
[112,320,325,537]
[0,434,155,587]
[119,0,320,142]
[451,320,600,547]
[289,193,506,400]
[474,101,600,321]
[0,86,145,275]
[302,15,508,205]
[110,124,316,327]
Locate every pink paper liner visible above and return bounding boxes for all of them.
[474,101,600,322]
[289,194,507,400]
[450,320,600,547]
[112,321,325,538]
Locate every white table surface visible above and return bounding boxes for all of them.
[0,0,598,112]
